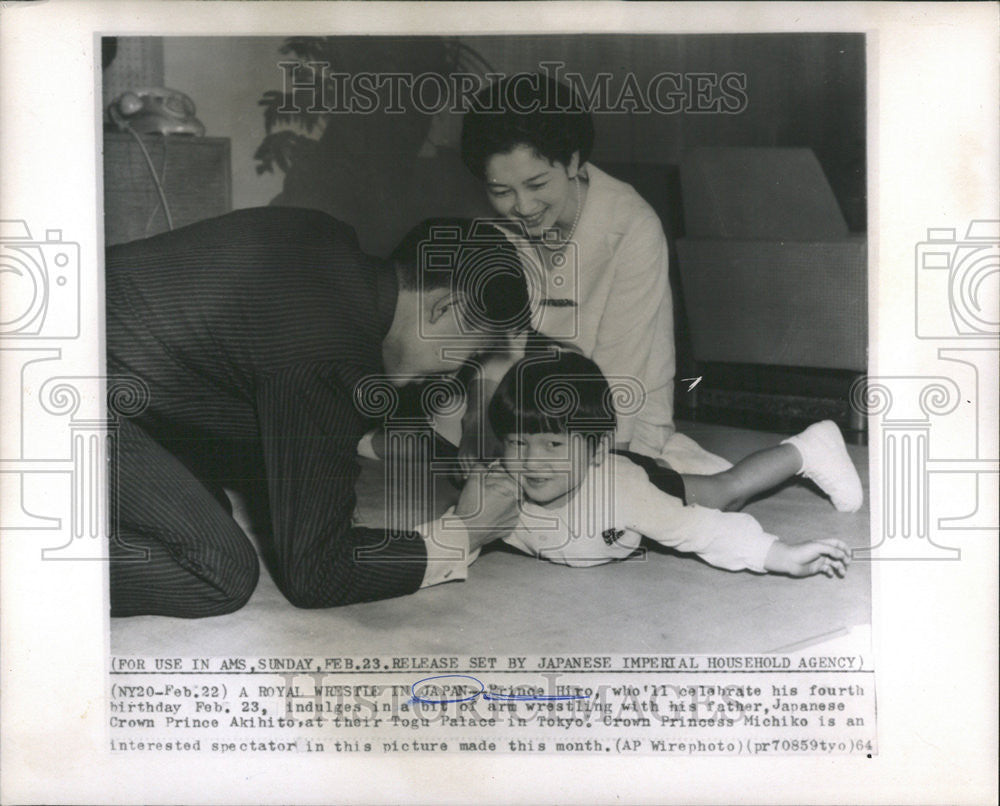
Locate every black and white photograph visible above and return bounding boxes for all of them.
[0,3,996,805]
[102,32,870,656]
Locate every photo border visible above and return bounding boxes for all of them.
[1,3,997,804]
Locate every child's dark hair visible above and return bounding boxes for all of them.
[489,341,616,447]
[461,74,595,181]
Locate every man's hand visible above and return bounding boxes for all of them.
[456,376,502,481]
[764,538,851,578]
[452,463,520,552]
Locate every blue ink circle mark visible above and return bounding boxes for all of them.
[410,674,589,704]
[411,674,484,705]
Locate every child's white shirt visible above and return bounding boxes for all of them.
[502,454,777,572]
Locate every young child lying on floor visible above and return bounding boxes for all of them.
[483,345,862,577]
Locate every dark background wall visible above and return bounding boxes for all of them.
[469,34,866,231]
[154,33,865,255]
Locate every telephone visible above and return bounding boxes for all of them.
[108,88,205,136]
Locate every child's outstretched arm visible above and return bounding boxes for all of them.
[763,539,851,578]
[620,457,852,578]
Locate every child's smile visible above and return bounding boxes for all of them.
[502,432,599,508]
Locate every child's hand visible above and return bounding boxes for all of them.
[764,539,851,578]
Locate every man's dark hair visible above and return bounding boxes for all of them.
[489,341,617,446]
[389,217,531,335]
[460,74,595,181]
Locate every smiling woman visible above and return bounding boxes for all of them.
[483,145,583,239]
[462,77,593,243]
[461,74,728,473]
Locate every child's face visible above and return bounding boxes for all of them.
[501,431,599,508]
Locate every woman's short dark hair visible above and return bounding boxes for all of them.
[489,341,617,444]
[461,74,595,181]
[389,217,532,335]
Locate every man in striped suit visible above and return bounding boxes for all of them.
[106,207,528,617]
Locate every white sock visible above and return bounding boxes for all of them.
[782,421,863,512]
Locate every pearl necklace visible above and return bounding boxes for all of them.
[540,176,582,251]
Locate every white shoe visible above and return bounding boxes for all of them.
[782,421,863,512]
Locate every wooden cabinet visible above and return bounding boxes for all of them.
[102,133,231,246]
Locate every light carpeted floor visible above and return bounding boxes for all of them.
[110,422,870,657]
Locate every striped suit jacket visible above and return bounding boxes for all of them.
[106,207,427,607]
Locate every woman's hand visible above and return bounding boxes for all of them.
[764,539,851,578]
